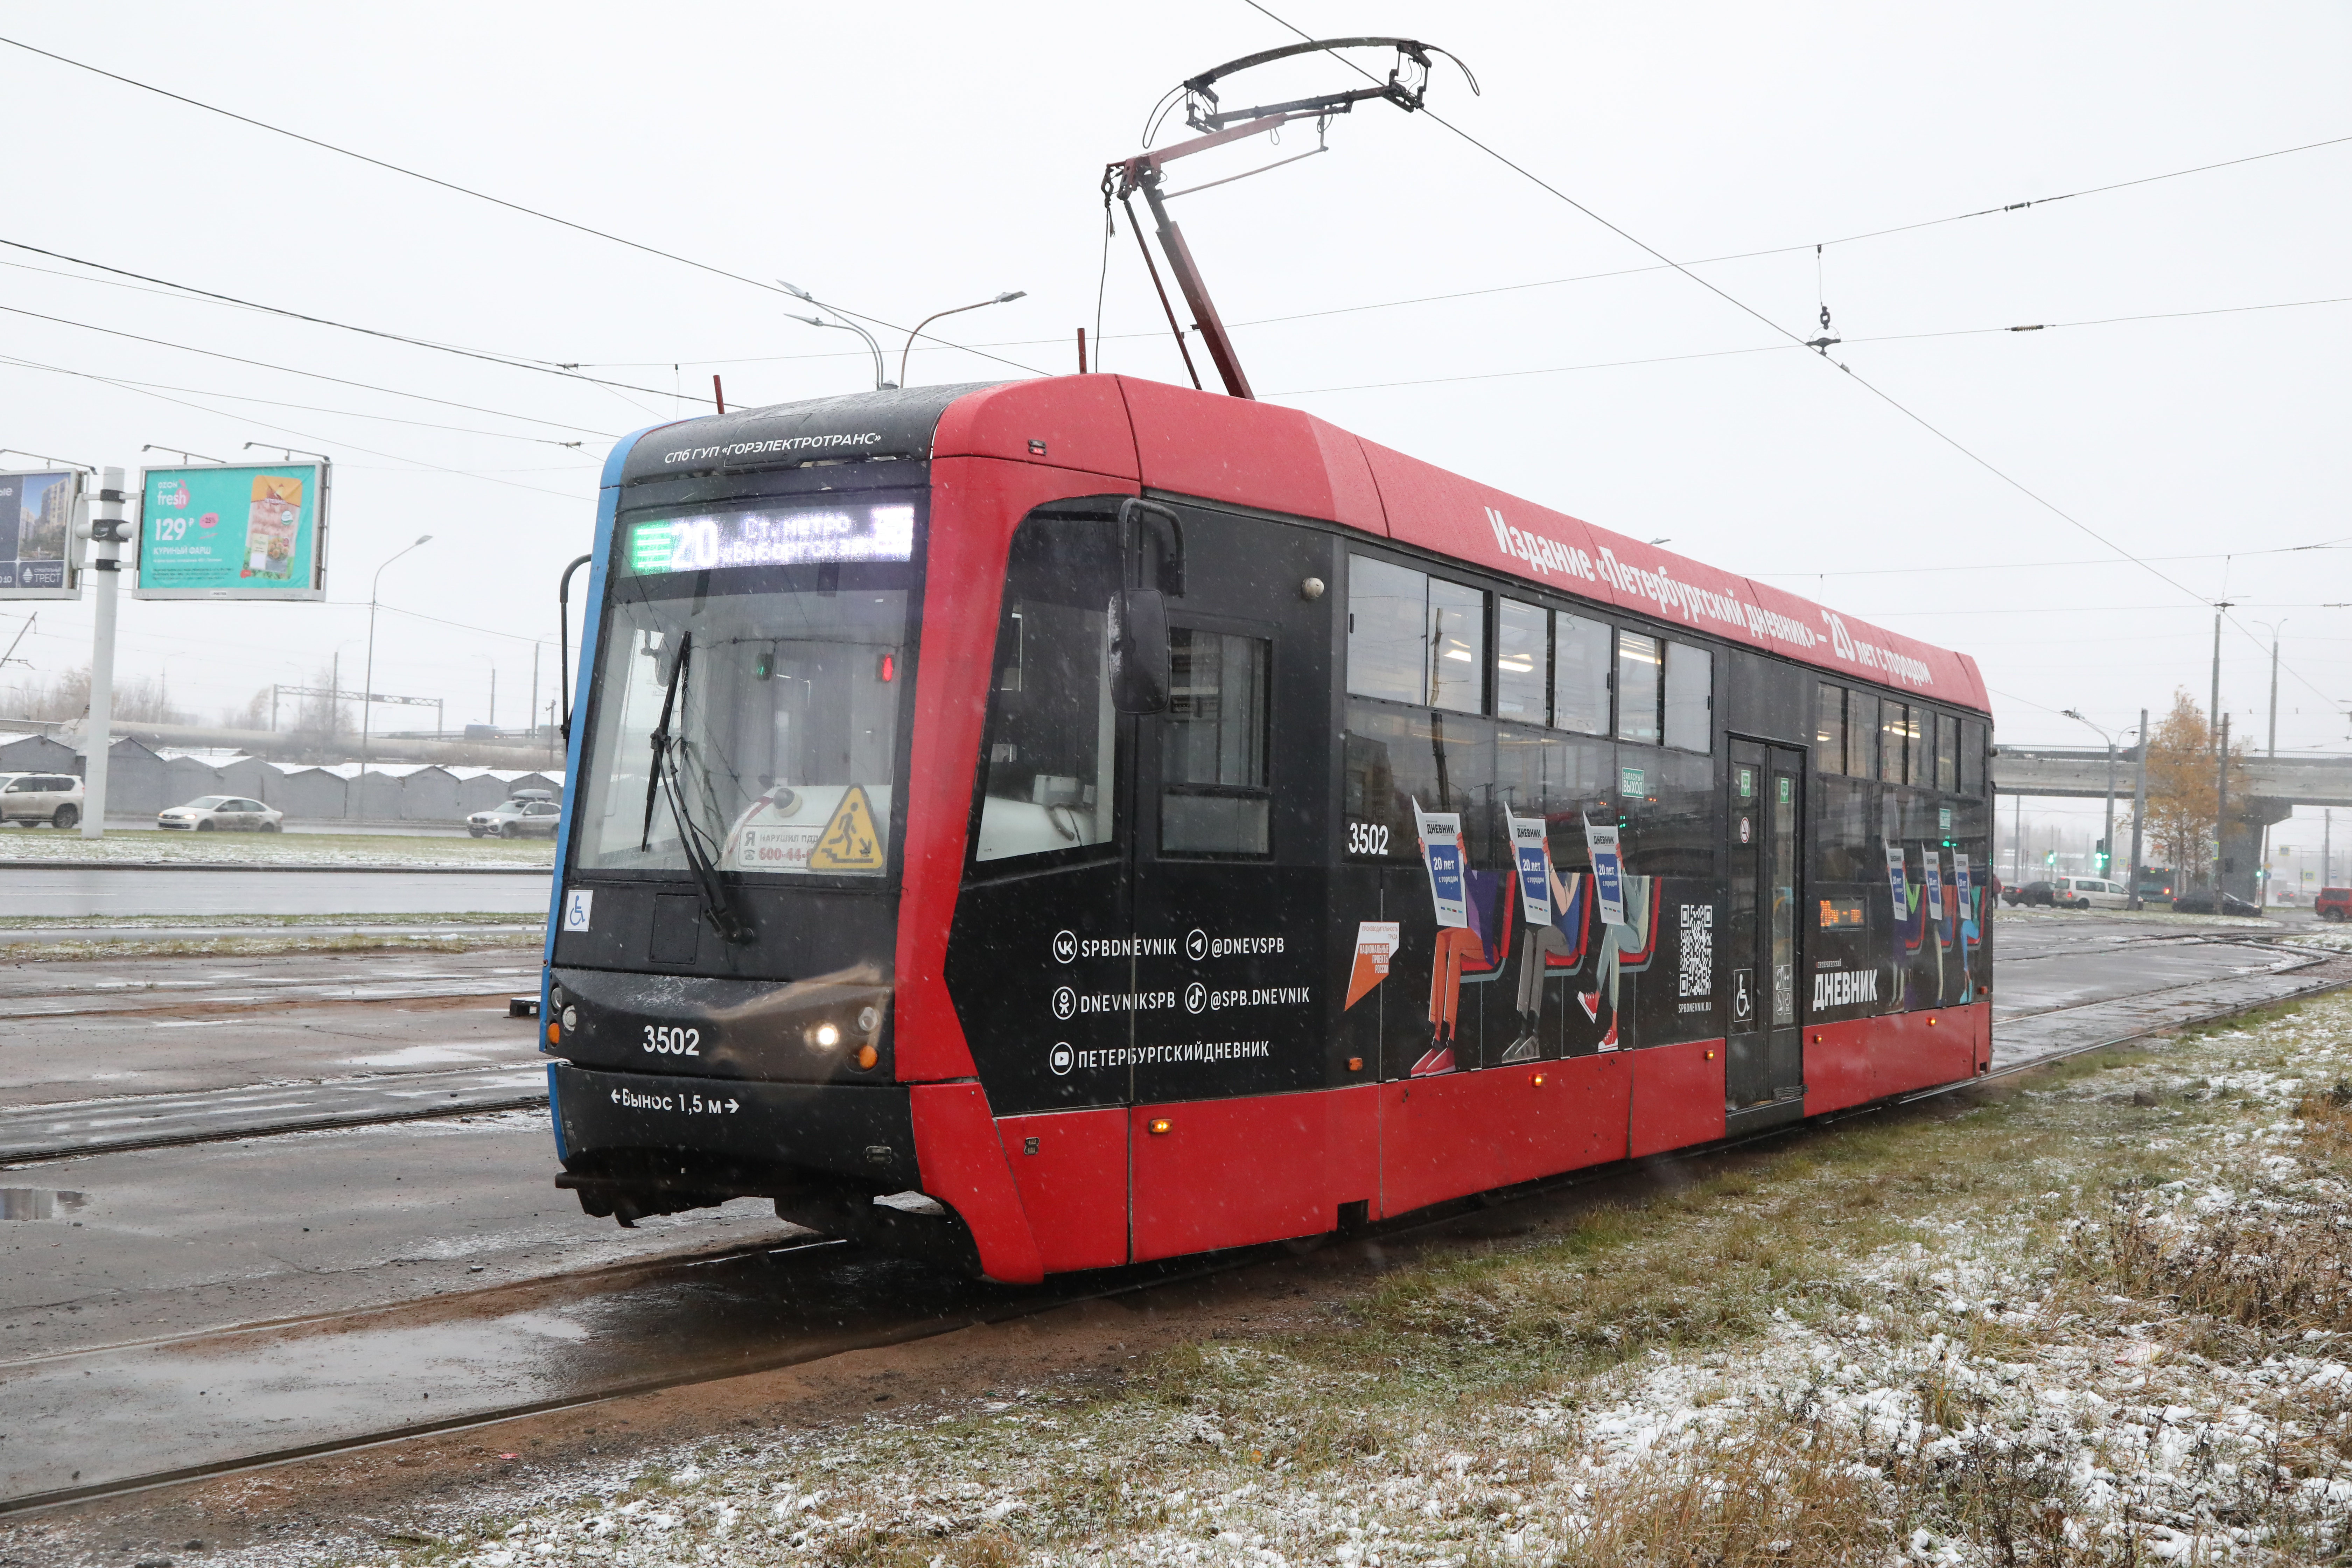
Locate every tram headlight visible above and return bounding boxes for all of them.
[856,1006,881,1034]
[806,1021,842,1051]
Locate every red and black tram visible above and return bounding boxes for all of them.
[540,376,1994,1282]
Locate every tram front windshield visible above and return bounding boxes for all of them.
[573,503,914,880]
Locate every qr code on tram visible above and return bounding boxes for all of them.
[1677,904,1714,997]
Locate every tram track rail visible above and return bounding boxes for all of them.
[8,934,2346,1519]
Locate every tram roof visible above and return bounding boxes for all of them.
[613,377,1986,713]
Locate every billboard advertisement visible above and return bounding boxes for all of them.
[0,469,85,600]
[134,462,329,601]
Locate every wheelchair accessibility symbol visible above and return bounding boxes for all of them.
[1731,967,1755,1024]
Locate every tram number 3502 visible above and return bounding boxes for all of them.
[642,1024,702,1057]
[1345,821,1391,856]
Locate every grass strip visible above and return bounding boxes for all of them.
[372,999,2352,1565]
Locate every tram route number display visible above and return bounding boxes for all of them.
[625,502,916,574]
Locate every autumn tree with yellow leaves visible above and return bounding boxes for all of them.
[2132,690,2252,886]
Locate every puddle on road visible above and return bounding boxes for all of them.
[344,1044,507,1068]
[0,1188,88,1221]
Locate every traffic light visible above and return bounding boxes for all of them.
[2095,837,2109,873]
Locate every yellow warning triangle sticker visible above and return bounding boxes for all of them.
[808,784,886,871]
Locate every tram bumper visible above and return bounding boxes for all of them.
[548,1060,918,1206]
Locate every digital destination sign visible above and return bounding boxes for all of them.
[135,462,329,601]
[624,502,915,576]
[0,470,84,600]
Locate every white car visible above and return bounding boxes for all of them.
[158,795,285,832]
[2052,874,2129,910]
[0,771,84,830]
[468,796,562,838]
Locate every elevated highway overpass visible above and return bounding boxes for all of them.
[1993,747,2352,897]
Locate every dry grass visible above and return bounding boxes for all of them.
[331,998,2352,1568]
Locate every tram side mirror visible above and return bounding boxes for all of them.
[1118,498,1184,596]
[1108,588,1170,715]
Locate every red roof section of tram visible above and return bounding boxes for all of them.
[929,375,1987,712]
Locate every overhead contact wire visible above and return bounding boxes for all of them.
[0,34,1050,379]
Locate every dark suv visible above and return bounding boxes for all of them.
[2004,880,2057,908]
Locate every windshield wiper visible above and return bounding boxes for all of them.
[639,631,753,945]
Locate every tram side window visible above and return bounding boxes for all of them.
[1935,713,1958,792]
[973,518,1119,864]
[1905,706,1927,787]
[1428,579,1485,715]
[1616,630,1661,744]
[1816,774,1876,880]
[1554,612,1611,735]
[1816,683,1847,775]
[1878,699,1908,785]
[1494,599,1549,723]
[1846,690,1878,779]
[1162,630,1272,857]
[1345,554,1485,714]
[1960,718,1986,796]
[1345,555,1427,704]
[1662,641,1712,753]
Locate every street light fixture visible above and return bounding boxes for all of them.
[899,291,1026,388]
[243,442,333,465]
[2062,708,2122,882]
[780,280,894,391]
[361,535,433,800]
[0,448,96,473]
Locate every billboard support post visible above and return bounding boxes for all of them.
[81,467,127,839]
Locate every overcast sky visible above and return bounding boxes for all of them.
[4,2,2348,850]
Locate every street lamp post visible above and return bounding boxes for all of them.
[779,282,894,391]
[898,291,1026,387]
[360,535,432,813]
[2252,620,2288,908]
[2063,709,2120,884]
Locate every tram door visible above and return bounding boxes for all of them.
[1122,507,1336,1260]
[1724,741,1806,1108]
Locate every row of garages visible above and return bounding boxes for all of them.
[0,732,564,824]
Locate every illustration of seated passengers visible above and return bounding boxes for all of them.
[1575,874,1657,1054]
[1413,860,1657,1074]
[1506,865,1591,1064]
[1413,870,1514,1077]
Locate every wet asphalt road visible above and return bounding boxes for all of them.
[7,866,550,918]
[0,912,2339,1504]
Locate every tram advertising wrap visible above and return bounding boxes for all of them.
[539,378,1994,1282]
[134,461,328,601]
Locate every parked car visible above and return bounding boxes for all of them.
[2004,880,2057,908]
[468,796,562,839]
[2052,875,2131,910]
[0,771,83,830]
[2169,887,2263,918]
[158,795,284,832]
[2314,887,2352,921]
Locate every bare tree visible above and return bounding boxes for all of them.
[1,665,191,726]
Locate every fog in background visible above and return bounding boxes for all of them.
[3,4,2346,835]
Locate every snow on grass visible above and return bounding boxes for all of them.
[233,997,2352,1567]
[0,827,552,868]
